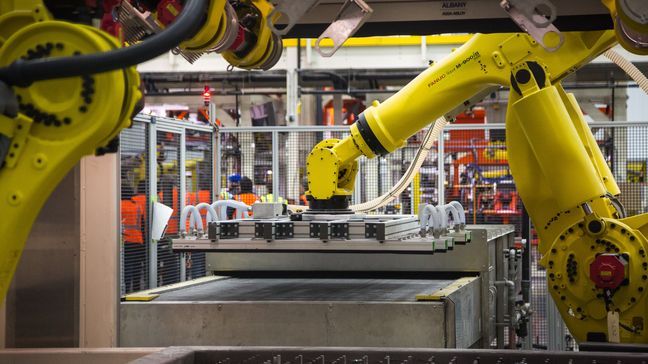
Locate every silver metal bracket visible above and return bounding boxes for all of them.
[268,0,321,36]
[252,202,285,219]
[117,1,203,63]
[316,0,373,57]
[500,0,564,52]
[116,1,159,43]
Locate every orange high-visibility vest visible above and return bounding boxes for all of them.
[121,199,143,244]
[186,191,197,206]
[197,190,211,203]
[131,195,147,222]
[236,193,258,206]
[160,187,179,235]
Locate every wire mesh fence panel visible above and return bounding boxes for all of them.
[443,127,522,233]
[219,129,424,212]
[274,130,350,206]
[530,232,549,349]
[596,125,648,215]
[407,128,439,215]
[219,131,274,205]
[441,123,539,349]
[184,129,213,280]
[278,131,309,206]
[120,122,149,294]
[355,130,436,215]
[218,130,355,206]
[156,130,182,287]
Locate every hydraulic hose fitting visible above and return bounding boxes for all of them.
[115,0,282,69]
[222,0,283,70]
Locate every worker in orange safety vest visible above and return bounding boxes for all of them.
[121,199,143,244]
[121,186,146,292]
[235,176,259,206]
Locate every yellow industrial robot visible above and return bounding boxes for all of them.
[0,0,648,346]
[304,5,648,344]
[0,0,279,303]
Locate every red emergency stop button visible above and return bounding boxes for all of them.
[590,254,627,289]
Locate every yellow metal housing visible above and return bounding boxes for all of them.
[178,0,226,51]
[603,0,648,55]
[305,30,648,343]
[222,0,282,70]
[0,6,141,300]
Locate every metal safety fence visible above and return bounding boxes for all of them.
[119,114,215,294]
[217,121,648,350]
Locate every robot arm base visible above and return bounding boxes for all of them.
[305,138,360,212]
[306,195,353,213]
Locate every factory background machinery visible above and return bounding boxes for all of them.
[2,0,648,362]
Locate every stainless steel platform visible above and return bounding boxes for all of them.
[121,225,517,349]
[121,276,481,349]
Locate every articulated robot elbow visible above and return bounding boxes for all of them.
[603,0,648,56]
[304,34,510,212]
[117,0,283,70]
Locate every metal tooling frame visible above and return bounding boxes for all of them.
[199,225,509,273]
[172,215,467,254]
[171,222,515,348]
[173,236,455,254]
[201,224,515,348]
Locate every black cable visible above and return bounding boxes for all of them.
[603,289,641,334]
[606,192,627,218]
[619,321,639,334]
[0,0,208,87]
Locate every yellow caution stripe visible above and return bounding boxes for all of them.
[121,275,225,302]
[416,276,475,301]
[282,35,473,48]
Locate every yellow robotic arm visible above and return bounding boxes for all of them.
[0,1,142,301]
[0,0,282,302]
[1,0,647,346]
[305,31,615,209]
[120,0,283,70]
[306,30,648,343]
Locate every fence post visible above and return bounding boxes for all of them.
[272,130,279,199]
[285,46,299,124]
[521,206,533,349]
[119,140,125,296]
[547,292,566,350]
[437,131,445,206]
[214,129,221,201]
[179,128,187,282]
[147,116,158,289]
